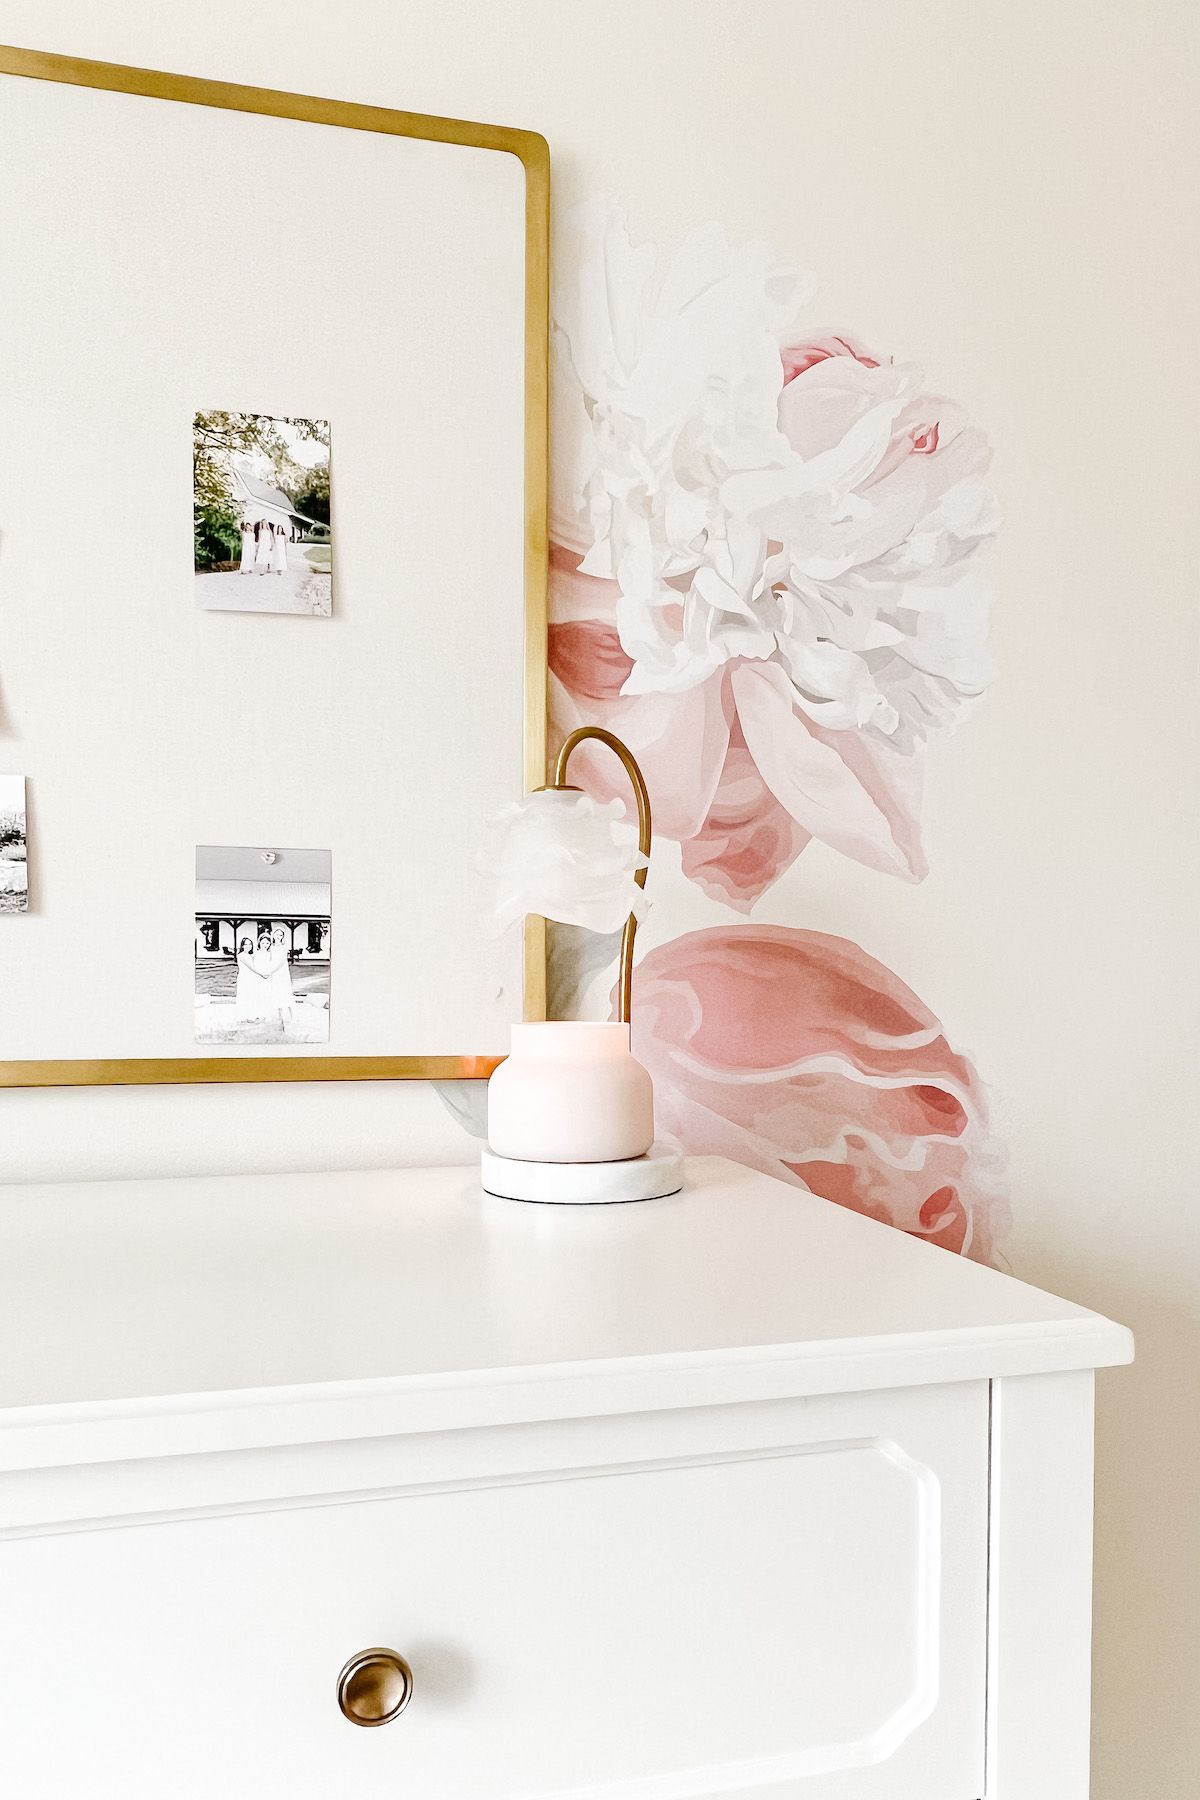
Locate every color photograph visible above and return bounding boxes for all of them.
[193,410,332,615]
[194,845,331,1044]
[0,776,28,914]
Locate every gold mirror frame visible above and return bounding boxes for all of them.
[0,45,548,1089]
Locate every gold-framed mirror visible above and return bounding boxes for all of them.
[0,46,548,1088]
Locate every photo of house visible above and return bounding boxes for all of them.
[194,844,331,1044]
[193,410,332,616]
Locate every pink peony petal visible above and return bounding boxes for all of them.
[631,924,1006,1265]
[730,662,924,880]
[549,541,629,629]
[550,620,634,705]
[781,332,883,383]
[550,547,732,841]
[803,715,928,882]
[680,718,812,910]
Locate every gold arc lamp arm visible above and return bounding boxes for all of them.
[545,726,652,1027]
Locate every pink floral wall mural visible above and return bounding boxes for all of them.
[633,926,1005,1265]
[549,201,1007,1264]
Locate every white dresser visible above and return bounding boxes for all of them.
[0,1157,1130,1799]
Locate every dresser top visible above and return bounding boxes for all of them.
[0,1157,1130,1468]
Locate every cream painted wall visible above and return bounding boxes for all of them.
[1,3,1196,1794]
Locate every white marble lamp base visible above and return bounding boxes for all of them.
[480,1142,684,1205]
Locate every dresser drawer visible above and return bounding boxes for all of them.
[0,1382,988,1799]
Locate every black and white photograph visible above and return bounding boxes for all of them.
[193,410,332,616]
[0,776,28,914]
[194,845,331,1044]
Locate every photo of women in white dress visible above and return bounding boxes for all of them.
[193,410,331,616]
[233,926,296,1029]
[234,935,262,1023]
[253,518,274,575]
[195,846,331,1045]
[266,925,295,1027]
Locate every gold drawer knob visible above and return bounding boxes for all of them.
[337,1648,414,1727]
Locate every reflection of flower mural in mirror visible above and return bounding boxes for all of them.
[550,202,1005,1262]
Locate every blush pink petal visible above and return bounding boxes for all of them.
[730,662,923,881]
[548,541,625,629]
[631,924,1006,1265]
[549,619,635,705]
[550,548,732,841]
[781,331,883,383]
[549,657,731,843]
[803,717,927,882]
[679,718,813,910]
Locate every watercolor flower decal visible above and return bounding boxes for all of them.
[631,926,1008,1265]
[540,200,1006,1264]
[551,202,998,909]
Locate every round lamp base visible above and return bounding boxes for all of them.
[480,1143,684,1205]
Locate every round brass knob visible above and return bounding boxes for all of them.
[336,1647,414,1727]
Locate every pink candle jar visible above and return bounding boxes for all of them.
[486,1021,655,1164]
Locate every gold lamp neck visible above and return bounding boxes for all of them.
[547,726,652,1027]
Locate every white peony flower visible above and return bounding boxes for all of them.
[759,355,998,750]
[553,200,816,693]
[553,203,997,751]
[479,789,649,936]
